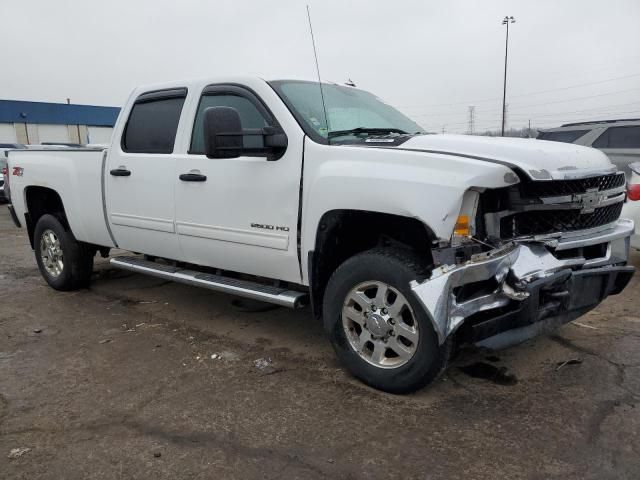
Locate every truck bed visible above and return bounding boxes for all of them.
[7,147,115,248]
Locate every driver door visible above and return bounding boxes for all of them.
[173,84,303,283]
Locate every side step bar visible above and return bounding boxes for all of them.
[110,256,309,309]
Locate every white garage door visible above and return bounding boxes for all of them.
[38,124,70,143]
[0,123,17,143]
[87,126,113,145]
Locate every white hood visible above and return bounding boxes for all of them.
[400,134,615,180]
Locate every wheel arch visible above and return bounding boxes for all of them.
[307,209,437,320]
[24,186,69,248]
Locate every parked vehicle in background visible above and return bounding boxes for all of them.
[5,77,636,393]
[537,118,640,177]
[0,143,26,202]
[537,119,640,249]
[626,162,640,249]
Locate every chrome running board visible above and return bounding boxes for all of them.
[110,256,308,308]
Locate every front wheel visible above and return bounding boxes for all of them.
[34,214,94,291]
[323,248,452,394]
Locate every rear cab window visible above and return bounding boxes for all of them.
[122,88,187,154]
[537,130,589,143]
[592,126,640,149]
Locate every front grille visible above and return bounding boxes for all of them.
[519,172,625,198]
[500,202,623,238]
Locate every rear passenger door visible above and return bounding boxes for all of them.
[592,125,640,179]
[105,88,187,259]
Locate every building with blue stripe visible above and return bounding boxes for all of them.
[0,100,120,145]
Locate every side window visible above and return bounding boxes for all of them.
[190,94,270,154]
[537,130,589,143]
[593,126,640,149]
[122,92,186,154]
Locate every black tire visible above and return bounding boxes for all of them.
[34,214,94,291]
[323,248,452,394]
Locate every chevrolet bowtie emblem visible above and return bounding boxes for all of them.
[575,187,604,213]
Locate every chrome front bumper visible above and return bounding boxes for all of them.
[411,219,635,346]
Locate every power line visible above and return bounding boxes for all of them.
[508,100,640,118]
[395,72,640,109]
[405,88,640,117]
[406,96,640,123]
[508,87,640,109]
[416,107,640,131]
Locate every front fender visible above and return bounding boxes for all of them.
[300,139,515,283]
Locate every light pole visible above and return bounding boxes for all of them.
[501,15,515,136]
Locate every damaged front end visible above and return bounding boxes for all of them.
[412,171,636,349]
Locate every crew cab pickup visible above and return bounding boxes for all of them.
[6,77,635,393]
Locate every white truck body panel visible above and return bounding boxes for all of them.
[8,148,115,248]
[299,139,515,284]
[169,78,305,282]
[399,133,616,180]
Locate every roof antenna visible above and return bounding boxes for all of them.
[306,5,330,142]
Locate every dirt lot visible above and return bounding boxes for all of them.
[0,205,639,479]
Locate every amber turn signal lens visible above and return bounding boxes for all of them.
[454,215,470,236]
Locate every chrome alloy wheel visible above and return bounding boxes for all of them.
[341,281,419,369]
[40,229,64,277]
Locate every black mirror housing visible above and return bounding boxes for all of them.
[203,106,244,159]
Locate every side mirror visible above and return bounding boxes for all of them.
[262,126,288,157]
[630,162,640,175]
[203,106,244,159]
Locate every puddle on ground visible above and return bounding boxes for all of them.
[458,362,518,386]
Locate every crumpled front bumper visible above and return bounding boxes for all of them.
[411,219,635,348]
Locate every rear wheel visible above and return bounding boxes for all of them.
[323,248,452,393]
[34,214,94,291]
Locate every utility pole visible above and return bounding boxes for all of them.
[442,125,446,134]
[501,15,515,136]
[467,106,476,135]
[528,119,532,137]
[504,103,509,135]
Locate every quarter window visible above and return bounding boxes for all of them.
[190,94,270,154]
[122,91,186,154]
[537,130,589,143]
[592,126,640,149]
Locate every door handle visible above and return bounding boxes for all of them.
[179,173,207,182]
[110,167,131,177]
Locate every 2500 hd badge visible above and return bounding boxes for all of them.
[251,223,290,232]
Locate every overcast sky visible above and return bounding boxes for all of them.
[1,0,639,133]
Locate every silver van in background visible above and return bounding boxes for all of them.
[537,119,640,179]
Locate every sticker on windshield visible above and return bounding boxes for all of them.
[365,138,395,143]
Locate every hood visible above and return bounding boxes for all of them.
[395,134,615,180]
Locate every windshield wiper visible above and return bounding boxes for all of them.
[327,127,408,139]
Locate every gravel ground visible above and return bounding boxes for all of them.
[0,205,639,479]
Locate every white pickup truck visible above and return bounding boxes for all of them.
[5,77,635,392]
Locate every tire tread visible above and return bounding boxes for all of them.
[323,246,452,393]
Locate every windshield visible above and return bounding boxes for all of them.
[270,80,425,143]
